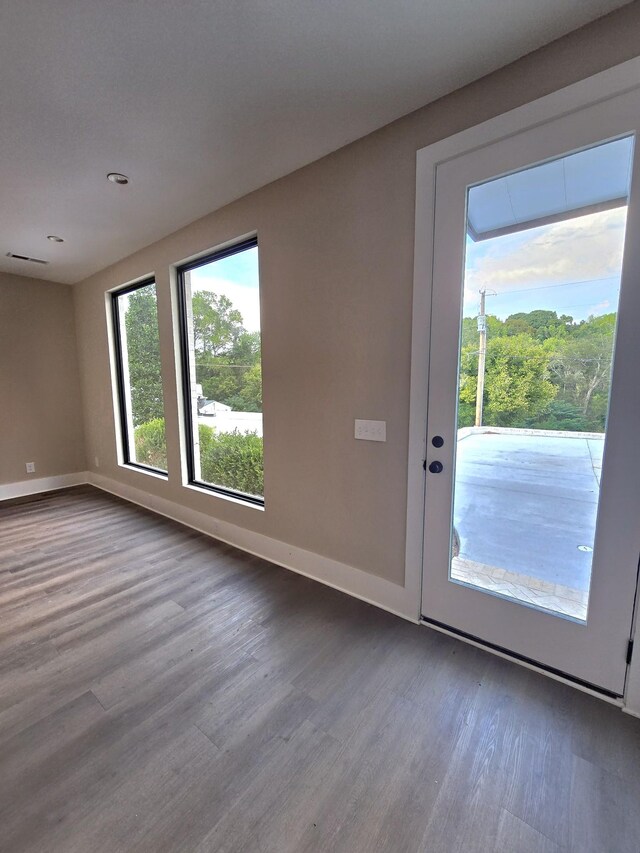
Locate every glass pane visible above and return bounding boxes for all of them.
[182,244,263,500]
[115,281,167,471]
[451,136,633,621]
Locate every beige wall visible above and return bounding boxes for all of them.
[0,272,85,484]
[73,4,640,586]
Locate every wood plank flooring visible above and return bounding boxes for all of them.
[1,485,639,852]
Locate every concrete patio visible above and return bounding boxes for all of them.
[451,428,604,620]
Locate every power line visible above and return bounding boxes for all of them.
[478,276,619,297]
[540,300,617,312]
[193,362,256,369]
[463,351,612,363]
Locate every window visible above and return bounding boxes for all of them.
[111,279,167,474]
[177,238,263,504]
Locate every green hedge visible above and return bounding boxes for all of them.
[134,418,168,470]
[133,419,263,496]
[199,425,263,496]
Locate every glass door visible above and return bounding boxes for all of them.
[421,90,640,695]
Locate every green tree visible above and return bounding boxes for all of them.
[229,330,261,364]
[458,309,615,432]
[192,291,243,356]
[191,293,262,408]
[505,310,573,340]
[460,333,556,427]
[235,362,262,412]
[503,314,534,337]
[124,285,165,426]
[547,314,615,425]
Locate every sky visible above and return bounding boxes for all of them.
[462,206,627,323]
[190,245,261,332]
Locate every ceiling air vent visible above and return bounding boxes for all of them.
[6,252,49,265]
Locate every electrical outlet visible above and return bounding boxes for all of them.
[354,419,386,442]
[25,462,35,474]
[95,456,100,468]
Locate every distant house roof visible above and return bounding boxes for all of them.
[199,400,232,415]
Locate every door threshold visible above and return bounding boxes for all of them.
[420,615,623,705]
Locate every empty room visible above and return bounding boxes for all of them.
[3,1,640,850]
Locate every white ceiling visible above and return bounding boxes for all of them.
[468,136,634,239]
[0,0,631,284]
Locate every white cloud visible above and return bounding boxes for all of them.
[464,207,627,302]
[590,299,611,312]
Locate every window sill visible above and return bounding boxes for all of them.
[184,481,265,511]
[120,463,168,481]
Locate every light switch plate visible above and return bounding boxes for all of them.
[355,419,386,442]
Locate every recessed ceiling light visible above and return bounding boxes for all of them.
[47,235,64,243]
[107,172,129,185]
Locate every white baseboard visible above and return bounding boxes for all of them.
[87,471,419,624]
[0,471,89,502]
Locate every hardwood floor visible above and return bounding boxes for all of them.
[1,486,639,852]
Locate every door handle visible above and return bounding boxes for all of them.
[428,460,444,474]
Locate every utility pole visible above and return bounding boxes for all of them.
[475,288,487,428]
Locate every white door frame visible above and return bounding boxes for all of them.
[404,55,640,712]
